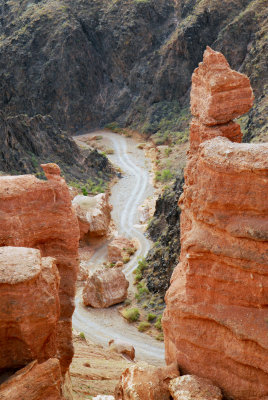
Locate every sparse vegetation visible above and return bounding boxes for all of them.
[79,332,86,339]
[155,169,174,182]
[138,321,151,332]
[147,312,156,322]
[155,315,162,331]
[122,307,140,322]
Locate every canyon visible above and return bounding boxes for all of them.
[0,8,267,397]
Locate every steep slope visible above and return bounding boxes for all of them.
[0,112,114,184]
[0,0,267,142]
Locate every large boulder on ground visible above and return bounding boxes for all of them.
[0,359,63,399]
[0,247,60,370]
[83,268,129,308]
[72,193,112,239]
[108,340,135,361]
[108,237,137,263]
[169,375,222,400]
[114,362,179,400]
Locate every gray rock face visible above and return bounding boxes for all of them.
[0,0,266,141]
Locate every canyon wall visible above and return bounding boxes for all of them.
[0,163,80,375]
[163,48,268,399]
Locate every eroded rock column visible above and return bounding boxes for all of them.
[163,48,268,399]
[0,164,80,374]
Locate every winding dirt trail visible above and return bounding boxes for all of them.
[72,131,165,365]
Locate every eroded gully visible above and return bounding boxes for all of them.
[72,131,165,365]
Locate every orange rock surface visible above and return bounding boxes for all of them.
[108,237,137,263]
[0,164,80,374]
[190,46,254,125]
[163,48,268,400]
[72,193,112,240]
[0,359,63,399]
[114,362,179,400]
[83,268,129,308]
[169,375,222,400]
[0,247,60,370]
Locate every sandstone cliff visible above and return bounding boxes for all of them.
[0,164,80,375]
[163,48,268,399]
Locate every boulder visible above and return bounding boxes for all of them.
[77,262,89,281]
[72,193,112,239]
[114,362,179,400]
[108,237,137,263]
[0,247,60,370]
[0,359,63,399]
[108,340,135,361]
[83,268,129,308]
[169,375,222,400]
[0,164,80,374]
[163,48,268,400]
[190,46,254,125]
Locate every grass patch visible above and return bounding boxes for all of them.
[147,312,156,322]
[138,321,151,332]
[155,315,162,331]
[122,308,140,322]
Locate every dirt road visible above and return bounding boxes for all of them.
[72,131,165,365]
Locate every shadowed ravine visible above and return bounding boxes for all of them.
[72,131,165,365]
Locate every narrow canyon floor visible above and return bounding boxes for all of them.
[71,131,165,399]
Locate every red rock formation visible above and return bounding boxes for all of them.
[108,237,137,263]
[72,193,112,240]
[163,48,268,400]
[0,359,63,399]
[169,375,222,400]
[83,268,129,308]
[114,362,179,400]
[0,164,80,374]
[108,340,135,361]
[0,247,60,370]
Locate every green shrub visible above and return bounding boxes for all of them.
[138,321,151,332]
[82,187,88,196]
[122,308,140,322]
[147,313,156,322]
[155,169,173,182]
[79,332,85,339]
[156,332,164,341]
[155,315,162,331]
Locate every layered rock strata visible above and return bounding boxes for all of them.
[0,359,63,400]
[0,247,60,370]
[0,164,80,374]
[115,362,179,400]
[72,193,112,240]
[83,268,129,308]
[163,48,268,399]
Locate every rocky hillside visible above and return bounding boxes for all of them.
[0,112,113,183]
[143,176,184,300]
[0,0,267,143]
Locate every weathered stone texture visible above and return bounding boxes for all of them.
[83,268,129,308]
[0,247,60,370]
[0,164,80,374]
[115,362,179,400]
[0,359,63,400]
[163,48,268,400]
[72,193,112,239]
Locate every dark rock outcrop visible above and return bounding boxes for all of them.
[0,112,114,182]
[0,0,267,142]
[143,175,183,299]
